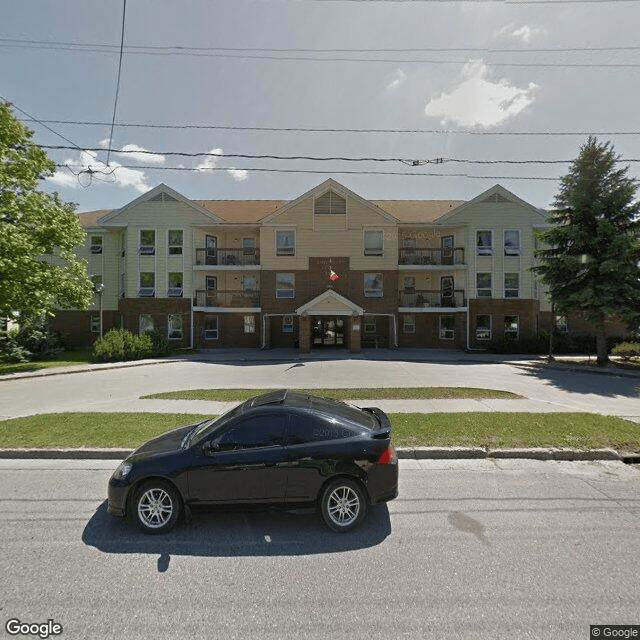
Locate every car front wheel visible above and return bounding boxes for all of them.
[131,480,181,534]
[321,478,367,533]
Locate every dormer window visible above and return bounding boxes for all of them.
[314,190,346,215]
[139,230,155,255]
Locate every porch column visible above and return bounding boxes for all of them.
[298,314,311,353]
[349,314,362,354]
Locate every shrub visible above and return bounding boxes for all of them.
[14,315,64,360]
[91,329,154,363]
[145,330,171,357]
[0,327,31,363]
[611,342,640,360]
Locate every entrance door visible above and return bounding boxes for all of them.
[441,235,454,265]
[312,317,345,347]
[205,235,218,265]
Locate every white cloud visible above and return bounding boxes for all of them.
[196,148,248,182]
[386,69,407,90]
[496,23,545,43]
[423,60,538,128]
[46,149,151,192]
[117,144,166,165]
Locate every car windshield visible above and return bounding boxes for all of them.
[308,396,377,429]
[184,403,245,447]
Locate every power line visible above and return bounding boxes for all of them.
[39,144,640,164]
[24,119,640,136]
[106,0,127,166]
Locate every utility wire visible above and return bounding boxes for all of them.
[106,0,127,166]
[25,119,640,136]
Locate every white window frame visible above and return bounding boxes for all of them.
[439,316,455,340]
[476,315,492,341]
[364,273,383,298]
[476,230,493,256]
[168,314,183,340]
[364,230,384,256]
[203,316,219,341]
[139,314,154,335]
[476,273,492,298]
[168,229,183,256]
[243,315,255,334]
[504,315,519,340]
[276,273,295,299]
[282,315,294,334]
[364,318,377,334]
[139,229,156,255]
[90,236,103,254]
[504,229,521,256]
[403,315,415,334]
[139,272,155,298]
[167,272,184,298]
[276,230,295,256]
[504,273,519,298]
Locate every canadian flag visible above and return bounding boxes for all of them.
[329,269,339,282]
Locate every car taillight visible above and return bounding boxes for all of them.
[378,444,397,465]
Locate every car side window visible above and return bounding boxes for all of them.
[286,413,357,445]
[216,414,286,450]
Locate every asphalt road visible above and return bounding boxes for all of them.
[1,458,639,640]
[1,357,640,420]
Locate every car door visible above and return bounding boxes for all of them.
[188,412,288,503]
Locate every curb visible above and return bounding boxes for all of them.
[1,447,638,463]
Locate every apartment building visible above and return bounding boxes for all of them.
[52,178,576,352]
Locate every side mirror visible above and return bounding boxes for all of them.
[202,440,220,456]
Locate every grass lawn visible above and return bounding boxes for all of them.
[142,388,521,401]
[0,412,637,452]
[0,350,92,376]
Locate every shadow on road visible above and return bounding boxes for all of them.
[82,501,391,569]
[514,363,640,398]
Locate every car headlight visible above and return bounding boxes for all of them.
[113,461,133,480]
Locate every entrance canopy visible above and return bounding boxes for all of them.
[296,289,364,317]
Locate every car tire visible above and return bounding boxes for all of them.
[131,480,181,534]
[320,478,367,533]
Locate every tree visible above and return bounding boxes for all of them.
[534,137,640,365]
[0,103,93,320]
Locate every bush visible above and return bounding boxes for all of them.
[0,327,31,363]
[91,329,154,363]
[611,341,640,360]
[145,330,171,357]
[14,315,64,359]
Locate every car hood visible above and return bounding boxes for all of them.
[129,424,194,461]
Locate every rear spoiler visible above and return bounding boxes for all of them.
[361,407,392,439]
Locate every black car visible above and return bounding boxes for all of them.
[108,390,398,534]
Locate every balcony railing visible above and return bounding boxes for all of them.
[195,289,260,308]
[399,289,466,308]
[398,247,465,266]
[195,248,260,266]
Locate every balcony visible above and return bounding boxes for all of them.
[195,247,260,267]
[398,247,465,266]
[399,289,466,309]
[195,289,260,309]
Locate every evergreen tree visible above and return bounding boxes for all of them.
[534,137,640,365]
[0,102,93,320]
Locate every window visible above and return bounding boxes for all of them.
[440,316,455,340]
[504,230,521,256]
[216,415,286,450]
[276,230,295,256]
[243,237,255,255]
[476,273,492,297]
[242,276,257,293]
[364,273,383,298]
[244,315,255,334]
[476,315,492,340]
[139,272,155,297]
[364,318,377,333]
[314,190,346,215]
[90,236,103,254]
[168,272,183,297]
[504,273,519,298]
[364,230,384,256]
[90,315,100,333]
[204,316,218,340]
[403,315,415,334]
[168,230,183,255]
[476,230,493,256]
[555,315,568,333]
[504,316,519,339]
[282,315,294,333]
[403,277,416,292]
[168,314,183,340]
[139,314,154,334]
[206,276,217,291]
[139,230,155,255]
[276,273,295,299]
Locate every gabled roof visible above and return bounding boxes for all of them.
[261,178,397,224]
[195,200,286,223]
[77,209,113,229]
[296,289,364,316]
[98,183,222,225]
[435,184,547,223]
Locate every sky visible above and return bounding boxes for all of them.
[2,0,640,213]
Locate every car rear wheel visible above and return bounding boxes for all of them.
[132,480,181,534]
[321,478,367,533]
